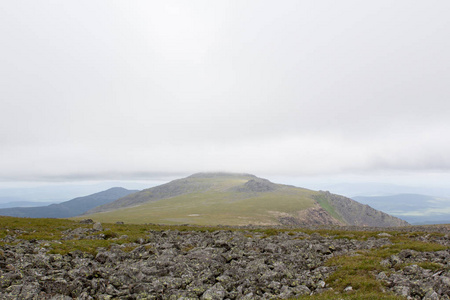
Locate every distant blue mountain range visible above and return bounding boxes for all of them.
[352,194,450,225]
[0,187,138,218]
[0,200,56,209]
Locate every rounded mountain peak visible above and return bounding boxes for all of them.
[187,172,257,179]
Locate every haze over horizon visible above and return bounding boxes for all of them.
[1,1,450,193]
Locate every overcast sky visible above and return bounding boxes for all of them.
[1,1,450,189]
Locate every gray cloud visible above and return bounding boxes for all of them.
[1,1,450,183]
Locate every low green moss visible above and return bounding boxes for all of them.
[48,239,115,255]
[416,261,444,271]
[294,291,403,300]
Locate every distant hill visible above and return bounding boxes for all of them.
[0,187,138,218]
[352,194,450,225]
[83,173,409,227]
[0,200,56,209]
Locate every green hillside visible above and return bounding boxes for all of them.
[81,173,409,227]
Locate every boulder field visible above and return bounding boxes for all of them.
[0,224,449,299]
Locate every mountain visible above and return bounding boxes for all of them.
[84,173,409,227]
[0,187,138,218]
[0,181,158,203]
[0,200,56,209]
[352,194,450,225]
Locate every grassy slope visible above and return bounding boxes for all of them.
[86,175,257,213]
[81,176,317,225]
[314,194,345,223]
[84,187,316,225]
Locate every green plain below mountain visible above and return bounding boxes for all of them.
[0,187,137,219]
[83,173,409,227]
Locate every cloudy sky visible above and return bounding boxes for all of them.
[1,1,450,191]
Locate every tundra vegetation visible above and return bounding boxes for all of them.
[1,216,448,299]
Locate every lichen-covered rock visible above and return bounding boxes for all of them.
[378,249,450,299]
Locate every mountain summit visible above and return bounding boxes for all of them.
[84,173,409,227]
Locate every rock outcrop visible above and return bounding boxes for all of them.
[232,178,278,193]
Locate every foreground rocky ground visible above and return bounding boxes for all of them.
[378,249,450,299]
[0,218,449,299]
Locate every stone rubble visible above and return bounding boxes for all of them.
[0,228,393,299]
[378,249,450,299]
[1,224,448,299]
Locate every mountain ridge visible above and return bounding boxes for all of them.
[84,173,408,227]
[0,187,138,218]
